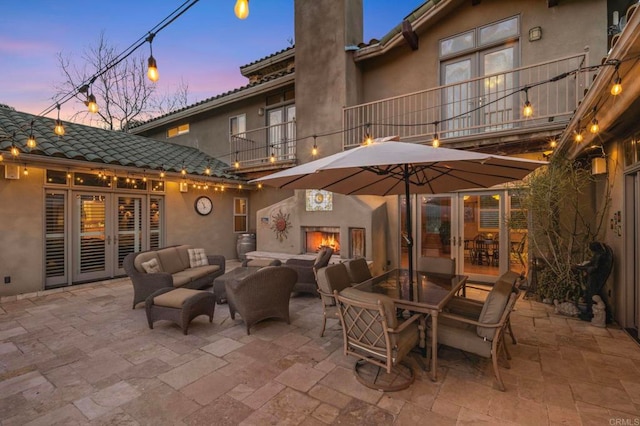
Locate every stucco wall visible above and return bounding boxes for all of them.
[0,166,45,297]
[163,181,249,261]
[359,0,607,103]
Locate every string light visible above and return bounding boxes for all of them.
[54,104,65,136]
[234,152,240,169]
[522,87,533,117]
[549,139,557,149]
[363,124,373,145]
[270,147,276,163]
[10,145,19,157]
[432,121,440,148]
[234,0,249,19]
[86,93,99,113]
[205,163,211,175]
[23,165,28,176]
[146,33,159,83]
[589,108,600,134]
[311,135,318,156]
[257,183,262,189]
[160,165,165,178]
[610,64,622,96]
[26,120,36,149]
[574,128,584,143]
[181,164,187,175]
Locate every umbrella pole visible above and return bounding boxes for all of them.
[403,164,414,300]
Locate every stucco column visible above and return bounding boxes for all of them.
[294,0,363,164]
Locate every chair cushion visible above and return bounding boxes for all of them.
[316,263,352,306]
[344,258,372,283]
[134,252,163,273]
[157,247,184,274]
[141,258,161,274]
[339,287,397,329]
[245,258,281,267]
[153,288,203,309]
[313,247,334,269]
[477,279,513,340]
[436,316,492,358]
[188,248,209,268]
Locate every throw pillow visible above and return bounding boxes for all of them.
[188,248,209,268]
[141,258,161,273]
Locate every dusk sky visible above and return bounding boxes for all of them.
[0,1,425,121]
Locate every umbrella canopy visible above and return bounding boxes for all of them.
[252,140,547,292]
[252,141,546,195]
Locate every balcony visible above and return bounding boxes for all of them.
[343,54,592,150]
[228,120,297,172]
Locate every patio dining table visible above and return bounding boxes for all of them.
[353,269,468,381]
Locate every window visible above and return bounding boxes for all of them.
[229,114,246,137]
[167,124,189,138]
[46,169,69,185]
[479,195,500,230]
[234,197,248,232]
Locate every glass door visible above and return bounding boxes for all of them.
[45,191,68,288]
[441,55,475,138]
[115,195,144,275]
[74,193,112,282]
[268,105,296,160]
[418,195,453,260]
[480,45,516,131]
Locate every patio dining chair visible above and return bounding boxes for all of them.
[315,263,353,337]
[430,279,520,391]
[335,287,421,391]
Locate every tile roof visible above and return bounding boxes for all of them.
[239,46,295,70]
[0,105,238,179]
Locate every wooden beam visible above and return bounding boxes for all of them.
[402,20,419,51]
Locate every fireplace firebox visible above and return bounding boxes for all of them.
[303,227,340,254]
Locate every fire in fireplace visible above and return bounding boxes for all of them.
[303,227,340,254]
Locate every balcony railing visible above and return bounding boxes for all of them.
[229,120,297,169]
[343,54,591,149]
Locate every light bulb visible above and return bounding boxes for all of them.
[0,153,4,162]
[23,167,28,176]
[432,133,440,148]
[27,134,36,149]
[610,77,622,96]
[312,146,318,156]
[550,139,557,149]
[54,120,65,136]
[160,170,165,178]
[234,160,240,169]
[523,101,533,117]
[234,0,249,19]
[258,183,262,189]
[205,166,211,175]
[270,153,275,163]
[574,131,583,143]
[147,56,159,82]
[87,94,99,113]
[181,168,186,175]
[589,118,599,134]
[10,146,19,156]
[67,172,72,179]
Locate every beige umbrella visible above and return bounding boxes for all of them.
[252,140,546,293]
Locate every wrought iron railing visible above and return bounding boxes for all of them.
[229,120,296,168]
[343,54,591,148]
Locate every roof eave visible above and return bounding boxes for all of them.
[240,48,295,77]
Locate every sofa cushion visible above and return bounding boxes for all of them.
[188,248,209,268]
[141,258,161,273]
[134,252,163,273]
[477,279,513,340]
[157,247,184,274]
[153,288,203,309]
[175,245,193,270]
[339,287,397,329]
[171,272,193,287]
[178,265,221,283]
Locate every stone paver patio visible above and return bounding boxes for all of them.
[1,265,640,425]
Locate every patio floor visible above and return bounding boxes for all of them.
[1,265,640,425]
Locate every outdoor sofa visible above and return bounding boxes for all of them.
[124,245,225,308]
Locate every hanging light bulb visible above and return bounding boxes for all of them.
[205,164,211,175]
[549,139,557,149]
[611,64,622,96]
[234,154,240,169]
[86,93,99,113]
[257,183,263,189]
[26,120,37,149]
[234,0,249,19]
[238,184,243,189]
[589,117,599,134]
[146,33,159,82]
[432,121,440,147]
[66,170,72,179]
[270,147,276,163]
[363,124,373,145]
[0,152,4,162]
[312,136,318,156]
[23,165,28,176]
[160,165,165,178]
[522,88,533,117]
[181,168,187,176]
[574,129,584,143]
[54,104,65,136]
[10,145,19,157]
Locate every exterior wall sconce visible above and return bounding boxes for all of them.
[528,26,542,42]
[592,157,607,175]
[258,107,264,116]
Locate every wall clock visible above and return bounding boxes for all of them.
[195,196,213,216]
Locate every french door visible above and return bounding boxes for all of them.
[413,190,526,284]
[45,191,161,287]
[441,45,517,137]
[268,104,296,160]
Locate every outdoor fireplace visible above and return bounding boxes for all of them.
[303,227,340,254]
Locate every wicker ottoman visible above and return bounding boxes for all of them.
[145,288,215,335]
